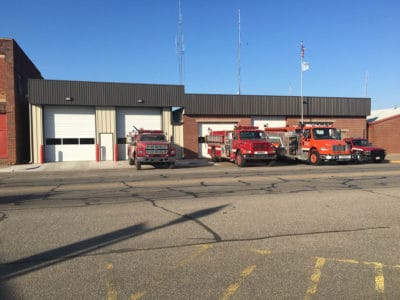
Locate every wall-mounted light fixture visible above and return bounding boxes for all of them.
[137,99,144,103]
[65,97,73,101]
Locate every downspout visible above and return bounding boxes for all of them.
[28,103,33,164]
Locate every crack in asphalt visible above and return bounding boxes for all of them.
[42,184,62,201]
[144,196,222,242]
[116,181,223,243]
[32,225,390,259]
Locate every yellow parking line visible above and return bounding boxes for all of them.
[129,244,211,299]
[106,263,118,300]
[221,265,256,300]
[250,249,272,255]
[364,262,385,294]
[129,291,146,300]
[173,244,212,269]
[304,257,326,300]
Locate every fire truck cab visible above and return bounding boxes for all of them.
[126,128,176,170]
[206,125,276,167]
[265,123,353,165]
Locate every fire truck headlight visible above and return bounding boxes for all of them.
[364,151,371,155]
[138,149,144,155]
[170,149,176,156]
[320,147,329,151]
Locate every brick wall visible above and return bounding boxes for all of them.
[0,39,42,166]
[183,115,252,158]
[368,115,400,154]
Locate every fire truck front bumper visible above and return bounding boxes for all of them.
[243,153,277,160]
[320,154,353,161]
[137,156,176,164]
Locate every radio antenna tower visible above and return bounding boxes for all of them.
[176,0,185,85]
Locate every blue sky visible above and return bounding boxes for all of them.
[2,0,399,110]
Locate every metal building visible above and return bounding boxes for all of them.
[28,79,371,162]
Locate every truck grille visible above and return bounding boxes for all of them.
[146,144,168,155]
[332,145,346,152]
[372,149,385,157]
[253,143,268,151]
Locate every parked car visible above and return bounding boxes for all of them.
[344,138,386,163]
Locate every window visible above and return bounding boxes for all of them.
[63,138,79,145]
[46,138,62,145]
[117,137,126,144]
[80,138,95,145]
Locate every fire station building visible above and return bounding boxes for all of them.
[1,38,372,164]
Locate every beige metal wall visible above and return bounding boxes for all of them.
[162,108,183,159]
[30,106,184,163]
[30,104,43,163]
[95,107,116,143]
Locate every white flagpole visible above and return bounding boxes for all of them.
[300,41,304,125]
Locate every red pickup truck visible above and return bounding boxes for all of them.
[343,138,386,163]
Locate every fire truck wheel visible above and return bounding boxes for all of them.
[135,158,142,170]
[235,152,246,167]
[356,151,365,163]
[211,148,220,162]
[309,150,321,165]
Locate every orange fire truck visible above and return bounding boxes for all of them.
[264,123,353,165]
[205,126,276,167]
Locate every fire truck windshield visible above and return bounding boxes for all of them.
[352,139,371,146]
[140,134,166,141]
[239,131,265,140]
[312,128,341,140]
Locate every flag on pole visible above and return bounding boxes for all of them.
[301,61,310,72]
[301,42,305,58]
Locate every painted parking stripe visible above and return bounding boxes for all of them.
[106,263,118,300]
[304,257,326,300]
[221,265,256,300]
[129,244,212,300]
[173,244,212,269]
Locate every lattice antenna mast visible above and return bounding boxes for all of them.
[176,0,185,85]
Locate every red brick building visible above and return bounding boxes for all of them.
[0,39,42,166]
[182,94,370,158]
[368,108,400,154]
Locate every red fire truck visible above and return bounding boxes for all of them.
[126,128,176,170]
[264,123,353,165]
[205,126,276,167]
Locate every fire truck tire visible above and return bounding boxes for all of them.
[235,151,246,167]
[135,158,142,170]
[355,151,365,163]
[211,147,220,162]
[309,150,321,165]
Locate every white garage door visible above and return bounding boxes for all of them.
[116,107,162,160]
[44,106,96,162]
[252,117,286,129]
[198,122,236,158]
